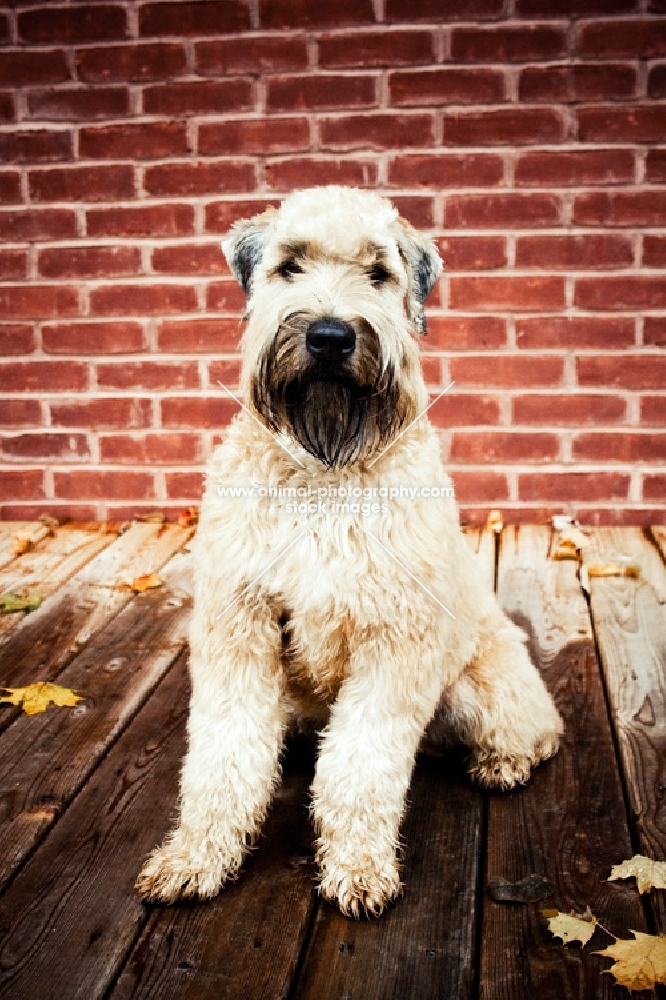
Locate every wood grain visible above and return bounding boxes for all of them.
[0,522,51,573]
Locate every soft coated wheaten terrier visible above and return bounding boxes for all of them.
[137,186,563,918]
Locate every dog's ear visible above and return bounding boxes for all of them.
[222,207,277,297]
[394,217,443,336]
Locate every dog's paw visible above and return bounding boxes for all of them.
[136,834,242,904]
[469,732,560,791]
[318,859,401,919]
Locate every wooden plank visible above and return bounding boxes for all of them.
[0,522,51,572]
[582,527,666,932]
[0,548,192,894]
[480,525,649,1000]
[650,525,666,564]
[0,651,189,1000]
[0,522,193,737]
[110,739,317,1000]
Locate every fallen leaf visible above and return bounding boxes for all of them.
[38,514,59,535]
[134,512,166,524]
[178,506,199,527]
[11,534,32,557]
[488,873,555,903]
[552,538,580,561]
[596,931,666,992]
[0,681,84,715]
[0,590,42,614]
[587,562,640,580]
[608,855,666,894]
[487,509,503,534]
[545,906,599,946]
[128,573,163,593]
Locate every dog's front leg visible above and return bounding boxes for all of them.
[312,642,441,919]
[136,596,285,904]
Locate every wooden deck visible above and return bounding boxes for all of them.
[0,520,663,999]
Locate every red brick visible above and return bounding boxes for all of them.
[38,246,141,280]
[144,161,255,196]
[2,432,90,462]
[515,149,634,187]
[165,472,204,499]
[54,470,156,500]
[573,432,666,462]
[86,204,194,238]
[427,316,506,349]
[434,237,506,271]
[0,50,70,86]
[451,26,566,62]
[643,236,666,267]
[386,0,503,19]
[18,6,127,44]
[0,172,21,204]
[0,209,77,242]
[265,157,378,191]
[649,65,666,98]
[0,130,71,163]
[519,64,636,102]
[0,286,79,321]
[205,281,248,312]
[161,396,237,428]
[29,165,135,203]
[318,30,433,69]
[0,470,44,501]
[513,393,626,424]
[419,355,442,385]
[144,79,253,116]
[575,276,666,310]
[97,361,199,391]
[575,191,666,227]
[90,284,197,317]
[0,14,7,42]
[43,322,146,354]
[516,234,633,270]
[443,109,565,146]
[196,36,308,75]
[152,244,228,276]
[643,475,666,501]
[0,325,33,356]
[578,105,666,143]
[0,361,87,392]
[447,193,561,229]
[27,87,129,121]
[0,93,15,122]
[140,1,250,35]
[646,149,666,183]
[389,154,503,188]
[321,114,434,151]
[450,354,564,387]
[50,397,152,429]
[199,118,309,156]
[0,399,42,427]
[644,317,666,346]
[158,318,242,352]
[100,432,203,465]
[516,317,634,349]
[452,276,566,312]
[451,430,559,463]
[204,198,280,232]
[578,19,666,58]
[449,470,509,503]
[428,391,502,428]
[391,196,434,228]
[641,395,666,424]
[79,122,189,160]
[76,43,187,82]
[517,0,635,13]
[1,503,97,521]
[260,0,373,28]
[208,359,242,385]
[577,355,666,389]
[518,472,629,502]
[389,68,505,106]
[267,75,376,112]
[0,251,28,282]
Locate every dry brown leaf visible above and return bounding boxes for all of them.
[11,534,32,557]
[552,538,580,561]
[0,681,84,715]
[38,514,59,535]
[608,855,666,894]
[487,509,503,534]
[128,573,163,593]
[134,511,166,524]
[178,506,199,527]
[596,931,666,992]
[587,562,640,579]
[544,907,599,946]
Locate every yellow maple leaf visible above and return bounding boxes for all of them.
[544,907,599,946]
[0,681,84,715]
[127,573,163,593]
[596,931,666,992]
[11,534,32,557]
[608,855,666,894]
[177,506,199,527]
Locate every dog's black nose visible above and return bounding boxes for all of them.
[306,319,356,361]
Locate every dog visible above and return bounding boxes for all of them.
[136,186,563,918]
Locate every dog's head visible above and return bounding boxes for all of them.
[223,186,442,469]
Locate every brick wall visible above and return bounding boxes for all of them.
[1,0,665,525]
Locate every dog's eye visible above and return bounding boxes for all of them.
[278,259,304,279]
[369,263,390,286]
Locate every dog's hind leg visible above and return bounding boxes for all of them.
[136,592,286,904]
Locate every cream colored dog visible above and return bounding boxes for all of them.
[137,186,562,918]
